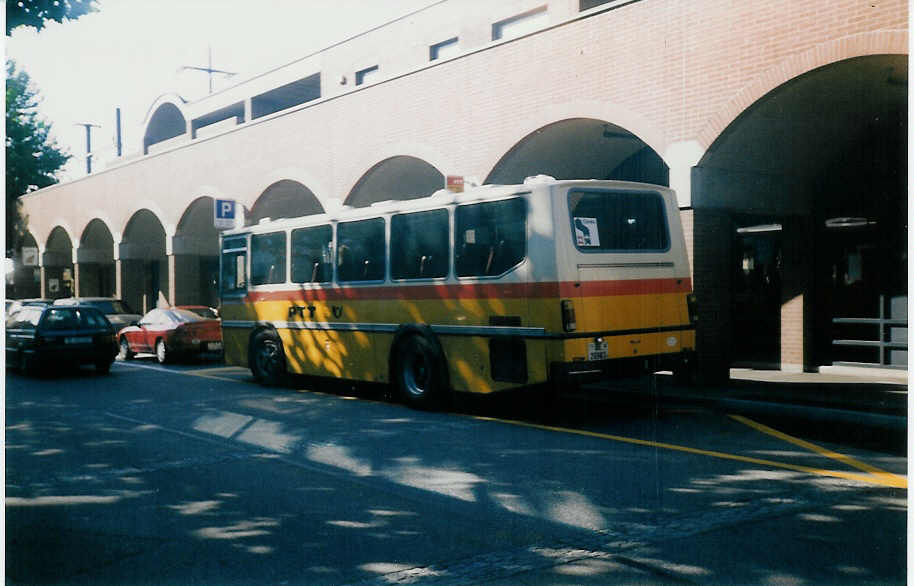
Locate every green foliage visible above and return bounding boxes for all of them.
[6,0,97,35]
[5,59,71,254]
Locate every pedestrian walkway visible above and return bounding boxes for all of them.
[586,366,907,434]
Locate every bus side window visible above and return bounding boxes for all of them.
[337,218,385,282]
[391,209,448,280]
[221,238,247,294]
[456,198,526,277]
[251,232,287,285]
[292,225,333,283]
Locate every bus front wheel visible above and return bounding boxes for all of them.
[250,330,286,385]
[394,335,447,409]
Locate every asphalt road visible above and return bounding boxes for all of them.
[5,357,907,585]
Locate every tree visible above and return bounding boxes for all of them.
[6,59,71,255]
[6,0,96,35]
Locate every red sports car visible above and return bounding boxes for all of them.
[118,307,223,364]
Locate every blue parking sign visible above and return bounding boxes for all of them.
[214,198,236,229]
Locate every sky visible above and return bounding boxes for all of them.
[6,0,434,181]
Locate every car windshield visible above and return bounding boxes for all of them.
[166,309,206,323]
[42,308,109,330]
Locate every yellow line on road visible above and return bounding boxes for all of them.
[729,414,906,489]
[475,415,907,489]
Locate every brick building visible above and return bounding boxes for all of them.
[14,0,908,376]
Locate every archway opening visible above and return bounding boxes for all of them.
[144,103,186,154]
[78,219,115,297]
[12,232,41,299]
[694,54,907,371]
[485,118,668,186]
[248,180,324,225]
[121,210,167,314]
[44,227,74,299]
[175,197,221,307]
[345,156,444,208]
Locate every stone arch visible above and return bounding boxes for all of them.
[485,117,668,186]
[143,94,188,154]
[483,99,670,182]
[44,226,74,299]
[12,231,41,299]
[174,196,222,306]
[77,218,116,297]
[692,52,907,373]
[249,179,325,225]
[696,30,908,150]
[121,209,169,313]
[344,156,445,208]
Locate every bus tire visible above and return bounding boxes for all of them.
[250,329,287,386]
[393,334,447,410]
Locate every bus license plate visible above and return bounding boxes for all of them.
[65,336,92,344]
[207,342,223,351]
[587,341,608,361]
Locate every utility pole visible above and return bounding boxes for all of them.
[74,122,101,174]
[180,46,236,95]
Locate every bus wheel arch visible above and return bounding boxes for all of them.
[389,325,449,409]
[249,326,287,385]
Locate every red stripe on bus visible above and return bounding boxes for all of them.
[243,278,691,303]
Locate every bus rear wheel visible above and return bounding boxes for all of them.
[394,335,447,409]
[250,330,286,386]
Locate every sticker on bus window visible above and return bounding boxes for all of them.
[465,229,476,244]
[573,217,600,247]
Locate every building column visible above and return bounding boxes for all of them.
[39,264,47,299]
[692,208,733,383]
[71,249,80,298]
[168,254,177,306]
[779,216,813,372]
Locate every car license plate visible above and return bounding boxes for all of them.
[207,342,223,351]
[587,341,608,361]
[65,336,92,344]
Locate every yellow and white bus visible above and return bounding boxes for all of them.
[220,177,696,408]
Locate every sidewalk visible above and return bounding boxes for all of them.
[586,366,908,433]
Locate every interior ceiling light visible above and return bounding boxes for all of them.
[736,223,782,234]
[825,217,874,228]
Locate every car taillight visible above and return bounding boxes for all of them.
[687,293,698,324]
[561,299,576,332]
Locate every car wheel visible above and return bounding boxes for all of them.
[250,330,286,385]
[118,337,135,360]
[155,339,169,364]
[393,335,447,409]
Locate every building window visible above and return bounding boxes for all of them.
[492,7,547,41]
[355,65,379,86]
[430,37,459,61]
[580,0,613,10]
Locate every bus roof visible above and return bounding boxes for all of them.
[221,177,672,237]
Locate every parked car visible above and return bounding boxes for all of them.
[117,307,223,364]
[6,304,118,375]
[53,297,142,328]
[6,298,53,317]
[177,305,220,320]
